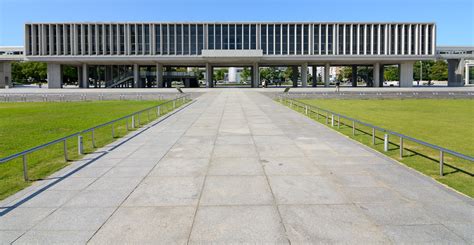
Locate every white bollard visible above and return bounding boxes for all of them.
[384,134,389,152]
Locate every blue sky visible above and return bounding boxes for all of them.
[0,0,473,46]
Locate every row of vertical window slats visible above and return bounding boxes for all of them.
[25,23,435,56]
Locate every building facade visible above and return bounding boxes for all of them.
[23,22,437,88]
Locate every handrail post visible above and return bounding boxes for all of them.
[78,135,83,155]
[63,139,68,161]
[352,121,355,136]
[331,114,334,127]
[384,134,389,152]
[157,106,161,116]
[439,151,444,176]
[372,128,376,145]
[400,137,403,158]
[111,123,115,138]
[91,129,96,147]
[22,154,28,181]
[131,115,135,128]
[305,105,308,115]
[337,116,340,129]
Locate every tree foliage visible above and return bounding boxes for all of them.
[12,61,47,83]
[240,67,251,82]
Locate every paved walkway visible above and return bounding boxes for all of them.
[0,91,472,244]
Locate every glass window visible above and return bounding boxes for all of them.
[138,24,143,54]
[191,24,197,55]
[296,24,301,55]
[352,25,357,54]
[321,24,326,54]
[374,25,378,55]
[404,25,409,54]
[53,25,57,55]
[380,25,385,55]
[268,24,274,54]
[261,25,267,54]
[282,24,288,55]
[223,24,228,49]
[35,25,40,55]
[229,24,235,49]
[46,25,50,54]
[314,24,319,55]
[367,25,371,55]
[198,24,204,54]
[250,24,256,49]
[145,24,150,54]
[169,24,175,55]
[155,25,161,55]
[215,24,221,49]
[91,25,96,55]
[421,25,426,55]
[289,24,295,55]
[275,24,281,54]
[177,24,182,55]
[428,25,432,55]
[120,25,125,55]
[345,25,350,54]
[303,24,309,55]
[244,24,249,49]
[237,24,242,49]
[208,24,214,49]
[183,24,189,54]
[338,25,344,55]
[76,25,80,54]
[162,25,167,55]
[67,25,71,55]
[106,25,111,55]
[397,25,402,54]
[390,25,396,54]
[328,24,333,55]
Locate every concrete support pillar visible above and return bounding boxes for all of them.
[81,64,89,88]
[324,63,330,87]
[205,63,213,88]
[399,61,414,87]
[133,64,139,88]
[47,63,62,88]
[373,63,381,87]
[312,65,317,87]
[447,59,464,87]
[156,63,163,88]
[301,63,308,87]
[252,63,260,88]
[0,62,12,88]
[351,65,358,87]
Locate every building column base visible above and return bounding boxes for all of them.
[47,63,62,88]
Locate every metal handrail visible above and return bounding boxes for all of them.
[278,94,474,176]
[0,94,190,180]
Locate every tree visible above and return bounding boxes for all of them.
[240,67,251,82]
[12,61,47,84]
[429,60,448,81]
[63,66,78,85]
[384,66,399,81]
[191,67,204,80]
[214,68,227,81]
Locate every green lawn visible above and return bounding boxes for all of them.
[0,100,185,200]
[290,98,474,197]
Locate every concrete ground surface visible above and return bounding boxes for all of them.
[0,90,472,244]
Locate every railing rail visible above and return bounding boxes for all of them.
[278,94,474,176]
[0,94,190,180]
